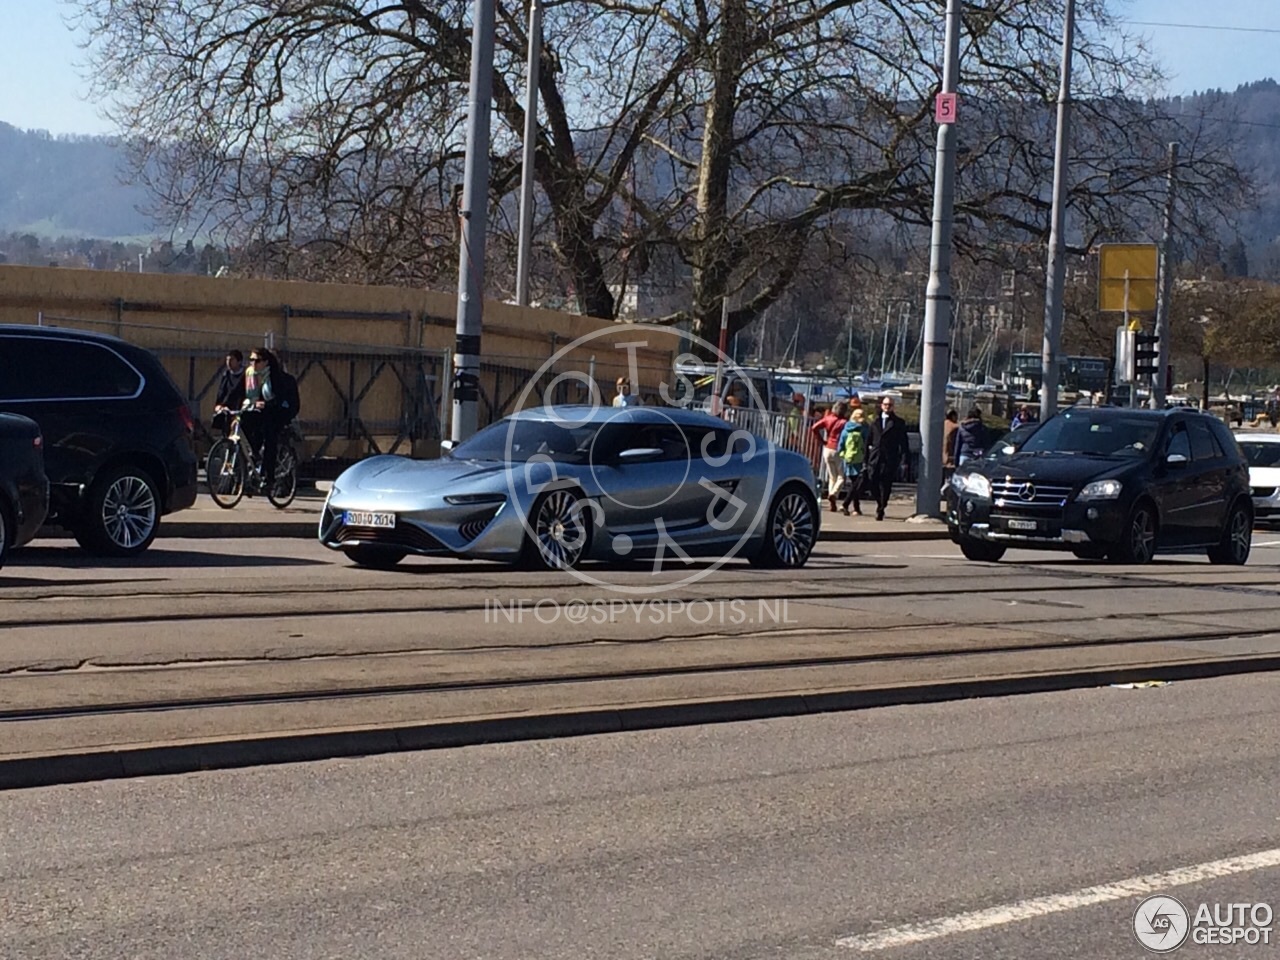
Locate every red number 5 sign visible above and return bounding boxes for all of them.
[935,92,959,124]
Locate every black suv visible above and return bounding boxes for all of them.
[947,406,1252,565]
[0,412,48,569]
[0,325,198,556]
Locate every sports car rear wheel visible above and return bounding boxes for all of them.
[524,488,591,570]
[750,484,818,568]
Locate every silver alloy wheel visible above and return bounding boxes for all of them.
[101,474,158,550]
[1229,507,1251,562]
[535,490,589,568]
[772,491,816,566]
[1129,506,1156,564]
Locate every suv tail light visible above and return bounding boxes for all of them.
[177,404,195,434]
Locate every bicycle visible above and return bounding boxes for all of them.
[206,411,300,509]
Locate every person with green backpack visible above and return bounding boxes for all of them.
[837,407,871,516]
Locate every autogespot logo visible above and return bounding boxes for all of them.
[502,323,779,595]
[1133,895,1191,953]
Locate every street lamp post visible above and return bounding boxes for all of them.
[515,0,543,307]
[1040,0,1076,423]
[452,0,496,443]
[914,0,962,519]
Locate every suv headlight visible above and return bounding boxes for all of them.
[950,472,991,499]
[1078,479,1123,501]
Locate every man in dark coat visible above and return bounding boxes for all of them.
[212,349,245,436]
[866,395,909,521]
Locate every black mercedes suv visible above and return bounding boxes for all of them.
[946,405,1252,565]
[0,325,198,556]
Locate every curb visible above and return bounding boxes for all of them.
[4,654,1278,791]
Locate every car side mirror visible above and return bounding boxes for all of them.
[618,447,664,464]
[1166,452,1188,466]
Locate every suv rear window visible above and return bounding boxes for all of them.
[0,335,143,401]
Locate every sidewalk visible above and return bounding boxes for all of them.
[39,484,950,542]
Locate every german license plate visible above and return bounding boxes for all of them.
[344,510,395,528]
[1007,519,1038,531]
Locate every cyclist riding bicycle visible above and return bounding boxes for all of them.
[239,348,300,492]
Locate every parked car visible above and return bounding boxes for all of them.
[321,405,820,569]
[1234,431,1280,525]
[947,405,1252,565]
[0,413,48,570]
[0,325,198,556]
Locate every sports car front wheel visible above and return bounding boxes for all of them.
[523,488,592,570]
[750,485,818,568]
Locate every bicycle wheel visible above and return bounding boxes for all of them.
[207,439,246,508]
[267,444,298,509]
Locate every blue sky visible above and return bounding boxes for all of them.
[0,0,1276,136]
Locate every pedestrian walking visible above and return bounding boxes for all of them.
[866,395,908,521]
[942,408,959,481]
[953,406,989,467]
[810,400,850,511]
[837,407,870,516]
[1010,403,1037,431]
[613,377,639,407]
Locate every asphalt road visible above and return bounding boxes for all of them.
[2,673,1277,959]
[6,533,1280,764]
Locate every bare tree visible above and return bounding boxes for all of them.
[72,0,1249,340]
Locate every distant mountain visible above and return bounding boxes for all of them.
[0,122,153,238]
[4,78,1280,265]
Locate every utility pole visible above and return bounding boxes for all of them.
[1040,0,1076,423]
[1152,141,1179,409]
[914,0,962,518]
[452,0,496,443]
[514,0,542,307]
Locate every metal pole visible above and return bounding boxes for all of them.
[1040,0,1076,422]
[881,301,892,375]
[1152,141,1179,409]
[711,297,730,415]
[914,0,961,518]
[514,0,542,307]
[452,0,496,443]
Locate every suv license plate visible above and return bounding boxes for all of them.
[1007,519,1038,531]
[344,511,396,528]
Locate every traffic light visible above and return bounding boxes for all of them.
[1134,332,1158,377]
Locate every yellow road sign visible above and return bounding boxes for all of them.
[1098,243,1158,313]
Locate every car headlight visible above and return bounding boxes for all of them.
[950,472,991,499]
[444,493,507,505]
[1078,479,1123,501]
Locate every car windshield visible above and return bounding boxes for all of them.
[1239,441,1280,468]
[450,417,599,463]
[1019,410,1161,458]
[984,424,1037,459]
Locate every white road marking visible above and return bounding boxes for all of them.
[1252,540,1280,548]
[836,847,1280,952]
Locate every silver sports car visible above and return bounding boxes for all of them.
[319,405,820,570]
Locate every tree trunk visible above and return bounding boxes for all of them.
[690,0,748,344]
